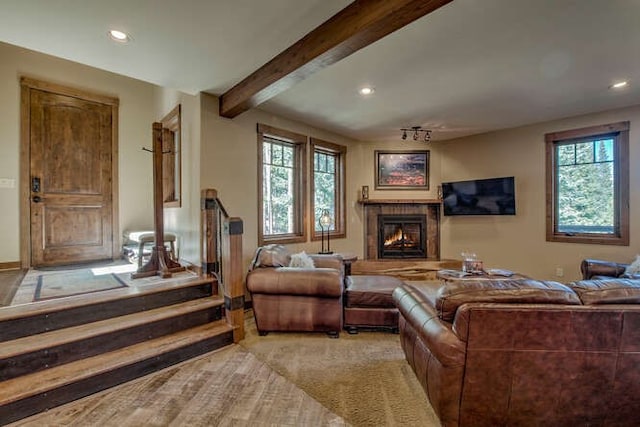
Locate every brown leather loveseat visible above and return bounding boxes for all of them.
[393,278,640,426]
[246,245,345,337]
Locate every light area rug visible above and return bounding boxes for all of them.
[11,263,198,305]
[240,315,440,427]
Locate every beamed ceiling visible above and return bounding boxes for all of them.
[1,0,639,141]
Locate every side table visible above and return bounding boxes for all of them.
[336,253,357,276]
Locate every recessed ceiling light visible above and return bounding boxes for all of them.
[609,81,628,89]
[359,87,374,96]
[108,29,131,43]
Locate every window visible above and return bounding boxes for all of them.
[311,138,346,240]
[257,124,307,245]
[545,121,629,245]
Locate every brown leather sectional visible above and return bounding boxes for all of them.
[246,245,408,336]
[393,277,640,426]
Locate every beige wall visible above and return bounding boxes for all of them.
[0,42,156,263]
[438,105,640,281]
[199,94,360,269]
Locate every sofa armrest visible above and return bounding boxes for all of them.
[580,259,628,280]
[246,267,343,297]
[393,284,466,367]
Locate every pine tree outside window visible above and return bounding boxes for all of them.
[545,121,629,245]
[311,138,346,240]
[257,124,307,245]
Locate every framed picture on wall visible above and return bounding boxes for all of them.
[375,150,429,190]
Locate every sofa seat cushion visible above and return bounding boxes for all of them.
[436,279,581,322]
[568,278,640,305]
[345,275,404,308]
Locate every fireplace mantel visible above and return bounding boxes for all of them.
[358,199,441,205]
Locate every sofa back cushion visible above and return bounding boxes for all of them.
[436,279,581,322]
[568,278,640,305]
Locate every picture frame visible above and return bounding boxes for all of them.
[375,150,429,190]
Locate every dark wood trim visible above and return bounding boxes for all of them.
[0,281,214,342]
[545,121,630,245]
[257,125,308,246]
[220,0,454,117]
[222,217,245,342]
[20,77,119,106]
[310,138,347,241]
[0,262,21,271]
[161,104,182,208]
[257,123,306,143]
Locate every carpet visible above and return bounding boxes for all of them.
[34,269,127,301]
[240,315,440,427]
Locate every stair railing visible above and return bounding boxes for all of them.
[201,188,244,342]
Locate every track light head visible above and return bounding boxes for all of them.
[400,126,432,143]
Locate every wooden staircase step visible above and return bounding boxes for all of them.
[0,321,234,425]
[0,277,216,342]
[0,297,224,381]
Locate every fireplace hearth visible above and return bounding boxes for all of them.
[378,215,426,259]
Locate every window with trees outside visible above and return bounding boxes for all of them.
[545,121,629,245]
[257,124,307,245]
[311,138,346,240]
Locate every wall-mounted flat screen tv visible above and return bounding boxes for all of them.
[442,176,515,216]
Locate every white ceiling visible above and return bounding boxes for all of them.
[1,0,639,142]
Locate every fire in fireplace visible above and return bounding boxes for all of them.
[378,215,427,258]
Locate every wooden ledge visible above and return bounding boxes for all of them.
[357,199,442,205]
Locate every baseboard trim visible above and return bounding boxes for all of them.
[0,262,21,271]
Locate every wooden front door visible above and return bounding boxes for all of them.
[24,80,119,267]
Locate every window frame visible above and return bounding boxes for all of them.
[545,121,629,245]
[257,123,307,246]
[310,137,347,241]
[161,104,181,207]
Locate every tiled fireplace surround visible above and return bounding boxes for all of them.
[361,199,441,260]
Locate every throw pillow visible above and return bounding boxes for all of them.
[624,255,640,275]
[253,244,291,269]
[289,251,315,269]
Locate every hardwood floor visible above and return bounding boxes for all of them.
[10,344,346,426]
[0,269,26,306]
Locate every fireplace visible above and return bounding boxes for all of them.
[378,215,427,259]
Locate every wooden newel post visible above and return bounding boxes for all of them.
[223,217,244,342]
[200,189,220,291]
[201,188,244,341]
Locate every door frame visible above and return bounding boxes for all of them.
[19,77,120,268]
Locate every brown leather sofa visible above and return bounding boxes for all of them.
[393,278,640,426]
[246,245,345,337]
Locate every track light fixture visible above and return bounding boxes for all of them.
[400,126,431,143]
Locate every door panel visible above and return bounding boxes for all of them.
[30,89,114,266]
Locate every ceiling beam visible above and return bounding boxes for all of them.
[219,0,454,118]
